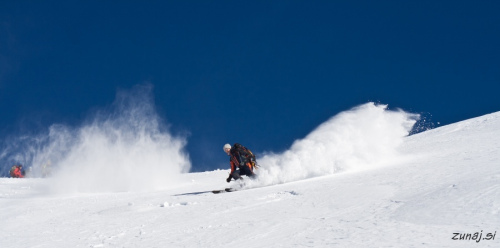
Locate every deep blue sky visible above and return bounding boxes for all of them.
[1,1,499,172]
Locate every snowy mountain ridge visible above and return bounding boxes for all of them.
[1,110,499,247]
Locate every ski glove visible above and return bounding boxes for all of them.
[226,176,232,183]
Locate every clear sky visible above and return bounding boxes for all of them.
[1,1,499,172]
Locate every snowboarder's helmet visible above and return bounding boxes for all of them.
[223,144,231,151]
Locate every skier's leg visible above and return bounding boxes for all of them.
[230,170,243,180]
[240,165,255,178]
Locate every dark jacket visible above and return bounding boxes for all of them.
[229,144,254,174]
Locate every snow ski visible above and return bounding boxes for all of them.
[212,188,236,194]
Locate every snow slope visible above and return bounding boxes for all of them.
[1,110,499,248]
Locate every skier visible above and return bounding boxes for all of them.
[223,143,257,183]
[9,164,24,178]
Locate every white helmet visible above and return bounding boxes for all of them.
[223,143,231,151]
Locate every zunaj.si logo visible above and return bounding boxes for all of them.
[452,231,496,243]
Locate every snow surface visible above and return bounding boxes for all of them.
[1,106,499,247]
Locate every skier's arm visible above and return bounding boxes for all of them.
[230,161,236,174]
[227,161,236,183]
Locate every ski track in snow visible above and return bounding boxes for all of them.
[1,112,500,247]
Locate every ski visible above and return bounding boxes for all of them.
[212,188,236,194]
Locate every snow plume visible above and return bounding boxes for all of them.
[252,103,417,186]
[2,84,191,193]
